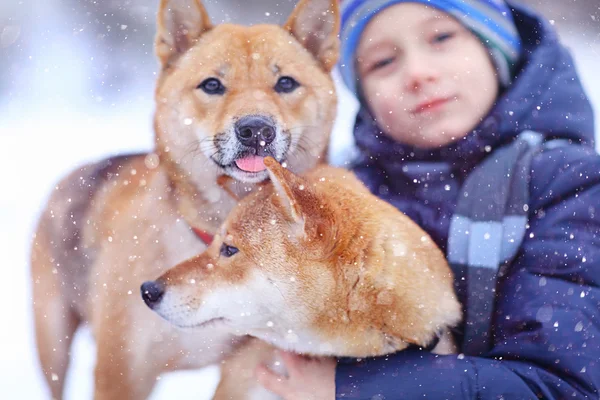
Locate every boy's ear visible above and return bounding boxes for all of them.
[283,0,340,71]
[264,157,304,227]
[155,0,212,68]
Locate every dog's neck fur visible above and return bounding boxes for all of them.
[157,145,247,233]
[157,144,329,235]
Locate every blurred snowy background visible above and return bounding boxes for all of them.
[0,0,598,398]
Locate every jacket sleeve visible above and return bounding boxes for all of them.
[336,146,600,399]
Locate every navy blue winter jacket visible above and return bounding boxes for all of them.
[336,3,600,399]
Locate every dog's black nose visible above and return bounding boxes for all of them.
[235,116,276,147]
[141,280,165,308]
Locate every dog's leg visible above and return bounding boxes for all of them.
[91,298,161,400]
[91,278,162,400]
[31,229,81,400]
[93,332,159,400]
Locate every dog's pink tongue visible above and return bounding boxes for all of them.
[235,156,266,172]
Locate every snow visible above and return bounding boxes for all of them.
[0,5,598,400]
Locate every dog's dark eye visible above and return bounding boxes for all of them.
[197,78,226,95]
[274,76,300,93]
[220,243,239,257]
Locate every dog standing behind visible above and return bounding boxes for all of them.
[30,0,340,398]
[142,158,462,399]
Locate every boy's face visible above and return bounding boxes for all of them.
[356,3,499,149]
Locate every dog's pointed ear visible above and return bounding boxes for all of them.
[264,157,304,226]
[284,0,340,71]
[155,0,212,68]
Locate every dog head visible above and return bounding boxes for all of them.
[141,158,334,336]
[153,0,339,184]
[142,158,461,357]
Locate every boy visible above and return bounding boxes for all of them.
[258,0,600,399]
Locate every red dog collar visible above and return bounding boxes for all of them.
[191,226,214,245]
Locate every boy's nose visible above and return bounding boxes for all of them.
[404,53,438,90]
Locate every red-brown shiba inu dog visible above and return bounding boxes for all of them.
[143,158,462,399]
[30,0,340,398]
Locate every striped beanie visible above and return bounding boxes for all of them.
[340,0,522,95]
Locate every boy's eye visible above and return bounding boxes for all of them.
[432,32,455,44]
[220,243,239,257]
[371,57,395,71]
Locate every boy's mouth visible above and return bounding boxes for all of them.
[413,96,454,114]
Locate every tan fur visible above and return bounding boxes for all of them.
[149,158,462,398]
[30,0,339,399]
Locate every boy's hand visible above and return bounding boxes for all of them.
[255,350,336,400]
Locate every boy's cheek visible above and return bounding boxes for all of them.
[374,95,403,122]
[368,97,390,124]
[368,77,407,106]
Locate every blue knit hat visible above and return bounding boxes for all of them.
[340,0,522,95]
